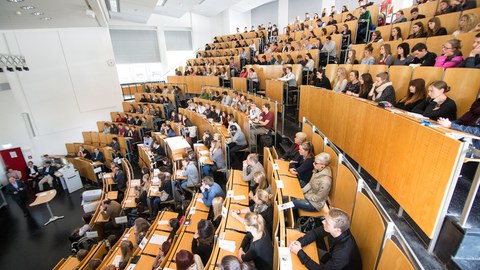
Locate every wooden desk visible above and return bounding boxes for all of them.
[132,255,156,270]
[211,230,245,268]
[58,256,79,270]
[154,211,179,231]
[142,230,170,256]
[287,228,319,270]
[29,190,64,226]
[230,184,249,206]
[225,203,247,232]
[275,159,305,199]
[185,211,209,233]
[266,79,285,104]
[195,144,214,165]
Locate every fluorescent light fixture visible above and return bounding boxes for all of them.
[40,17,52,20]
[7,0,25,3]
[31,11,44,16]
[2,144,12,149]
[20,6,35,10]
[160,0,167,7]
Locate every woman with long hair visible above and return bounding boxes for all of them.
[119,240,134,270]
[176,250,204,270]
[368,72,396,104]
[192,219,215,265]
[412,80,457,120]
[408,21,427,38]
[393,42,413,65]
[210,197,224,228]
[377,44,394,66]
[343,70,361,95]
[453,13,479,37]
[346,49,359,64]
[395,79,427,111]
[361,44,375,65]
[390,26,403,41]
[237,213,273,269]
[231,189,274,237]
[289,142,315,188]
[357,73,374,99]
[427,17,447,37]
[333,67,348,92]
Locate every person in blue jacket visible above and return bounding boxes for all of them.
[198,176,224,207]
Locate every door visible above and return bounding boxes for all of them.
[0,147,27,181]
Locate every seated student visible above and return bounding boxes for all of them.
[220,255,255,270]
[368,30,383,43]
[426,17,447,37]
[135,174,150,212]
[460,33,480,68]
[152,174,174,214]
[275,55,284,65]
[392,10,407,24]
[377,44,394,66]
[289,208,362,270]
[281,132,308,161]
[408,22,427,39]
[285,54,295,64]
[198,88,210,100]
[368,72,396,104]
[210,197,224,228]
[438,98,480,148]
[133,217,150,245]
[436,0,452,15]
[76,249,88,262]
[393,42,413,66]
[277,66,297,89]
[291,152,332,213]
[180,158,200,192]
[249,103,274,146]
[345,50,359,65]
[289,142,315,188]
[242,154,266,184]
[332,67,348,93]
[87,258,102,270]
[449,0,477,12]
[69,213,93,242]
[236,213,273,269]
[453,14,479,37]
[249,171,270,199]
[77,145,92,160]
[412,80,457,120]
[305,53,315,72]
[167,218,180,242]
[395,79,427,111]
[119,240,134,269]
[320,36,337,64]
[198,176,225,207]
[343,70,361,95]
[410,7,426,21]
[176,249,204,270]
[221,91,232,106]
[203,140,225,177]
[247,102,261,119]
[192,219,215,266]
[361,44,375,65]
[435,39,464,68]
[227,125,248,169]
[152,241,171,270]
[100,199,122,236]
[164,124,176,137]
[103,123,111,134]
[25,161,40,188]
[113,166,127,196]
[410,43,437,67]
[314,69,332,89]
[353,73,374,99]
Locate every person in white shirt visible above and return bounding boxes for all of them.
[305,53,315,72]
[221,91,232,106]
[248,103,262,119]
[277,66,297,88]
[197,102,206,114]
[320,36,337,65]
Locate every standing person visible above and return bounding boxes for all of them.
[5,177,30,217]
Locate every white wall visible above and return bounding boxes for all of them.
[0,27,123,184]
[226,9,252,34]
[252,1,279,28]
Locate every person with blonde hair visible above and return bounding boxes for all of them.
[453,14,479,37]
[210,197,224,228]
[231,189,274,236]
[249,171,270,202]
[368,72,396,104]
[119,240,134,269]
[333,67,348,92]
[291,153,332,212]
[289,208,361,269]
[377,44,393,66]
[281,132,308,161]
[434,39,464,68]
[237,213,273,269]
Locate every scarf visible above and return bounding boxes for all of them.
[375,82,393,100]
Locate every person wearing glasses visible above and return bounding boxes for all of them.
[435,39,464,69]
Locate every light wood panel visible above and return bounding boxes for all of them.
[389,65,413,102]
[351,192,385,270]
[444,68,480,117]
[377,238,415,270]
[334,164,358,217]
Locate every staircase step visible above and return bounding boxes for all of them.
[452,258,480,270]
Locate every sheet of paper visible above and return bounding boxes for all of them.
[38,192,47,197]
[149,234,168,245]
[222,206,228,219]
[122,233,130,241]
[139,237,148,250]
[151,177,159,183]
[279,247,293,270]
[275,180,284,188]
[273,164,280,170]
[86,231,98,238]
[112,255,122,267]
[189,207,196,215]
[278,201,295,210]
[199,156,208,163]
[199,150,209,156]
[130,179,141,187]
[227,190,234,198]
[197,197,204,204]
[233,195,246,201]
[218,240,236,253]
[124,200,132,203]
[157,220,169,225]
[126,264,136,270]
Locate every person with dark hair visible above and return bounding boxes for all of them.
[460,33,480,68]
[76,249,88,262]
[410,43,437,66]
[87,258,102,270]
[412,80,457,120]
[167,218,180,242]
[314,69,332,89]
[133,217,151,245]
[410,7,426,21]
[357,73,374,99]
[356,5,372,43]
[100,199,122,235]
[361,44,375,65]
[394,43,413,65]
[343,70,361,95]
[390,26,403,41]
[69,212,93,242]
[395,79,427,111]
[227,124,248,169]
[152,241,171,269]
[192,219,215,265]
[392,10,407,24]
[176,249,203,270]
[289,142,316,187]
[408,22,427,39]
[426,17,447,37]
[198,176,225,207]
[289,208,362,269]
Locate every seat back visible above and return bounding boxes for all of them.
[312,131,324,155]
[325,64,338,84]
[411,66,444,86]
[418,1,438,18]
[436,11,462,34]
[376,238,415,270]
[351,192,386,270]
[352,64,370,78]
[333,164,358,217]
[323,145,338,204]
[444,68,480,116]
[389,65,413,102]
[368,64,389,78]
[425,35,452,56]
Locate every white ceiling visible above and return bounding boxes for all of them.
[0,0,276,30]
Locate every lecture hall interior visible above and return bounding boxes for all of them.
[1,0,480,269]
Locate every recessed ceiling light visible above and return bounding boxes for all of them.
[7,0,25,3]
[20,6,35,10]
[40,17,52,20]
[31,11,44,16]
